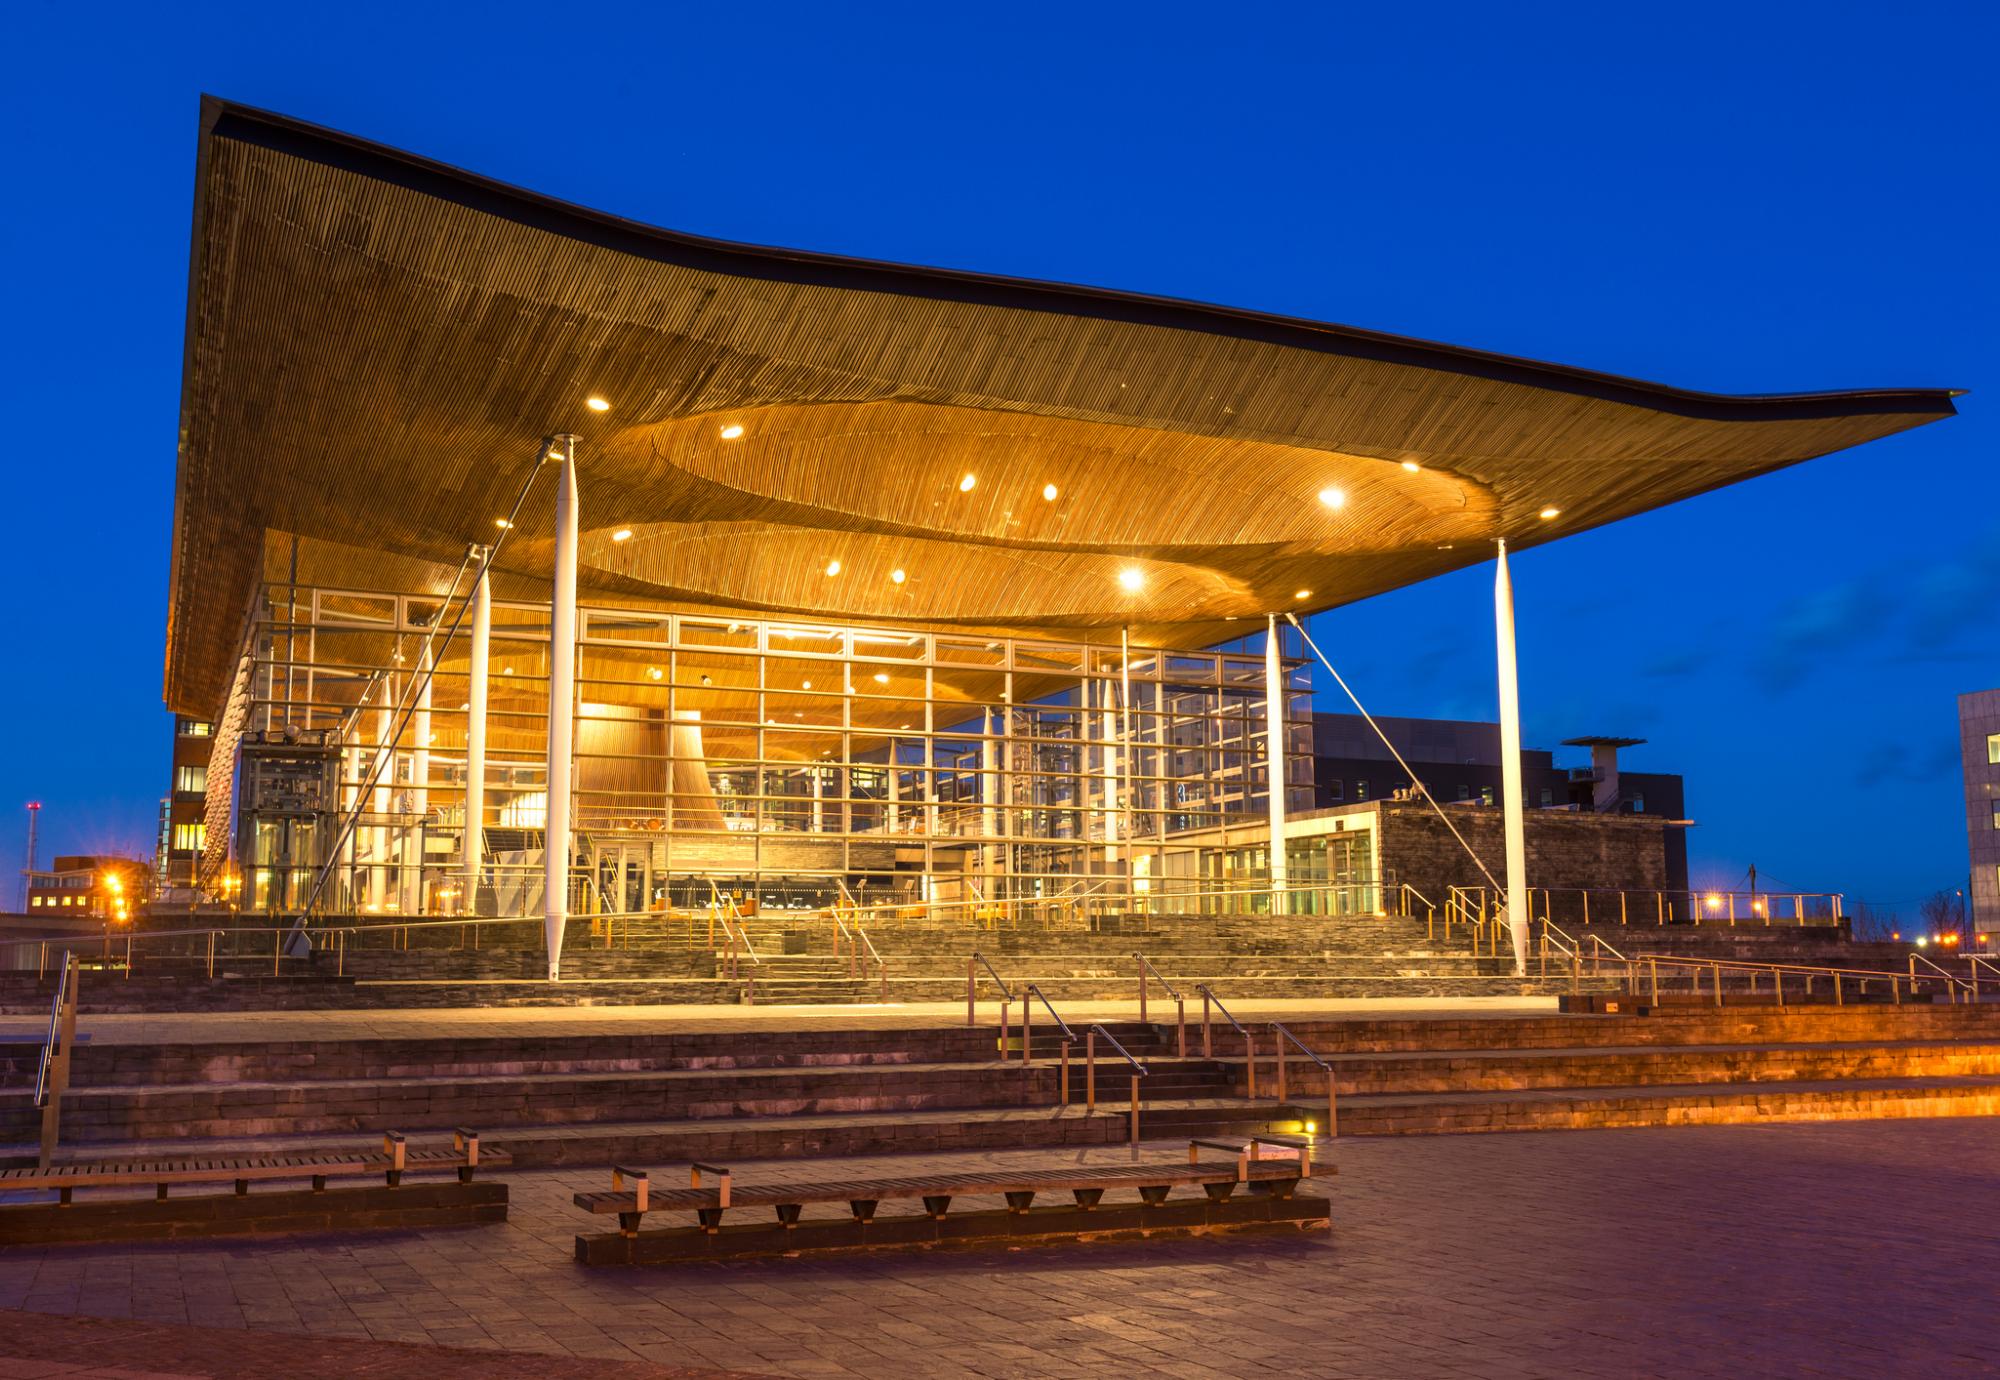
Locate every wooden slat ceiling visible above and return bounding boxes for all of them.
[169,98,1957,717]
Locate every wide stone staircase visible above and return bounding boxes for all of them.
[8,1003,1996,1171]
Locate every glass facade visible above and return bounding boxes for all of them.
[226,581,1315,916]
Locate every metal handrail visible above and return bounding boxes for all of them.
[1132,952,1181,1001]
[1270,1020,1339,1139]
[1194,984,1248,1039]
[1024,983,1077,1044]
[33,958,72,1108]
[1086,1024,1147,1076]
[969,951,1014,1002]
[1967,954,2000,994]
[1269,1022,1330,1072]
[1625,950,1962,1008]
[1910,952,1975,1002]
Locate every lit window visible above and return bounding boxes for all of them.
[1631,794,1645,813]
[173,822,206,852]
[176,765,208,794]
[1990,733,2000,765]
[29,896,40,907]
[179,720,212,737]
[1356,779,1369,802]
[1992,800,2000,831]
[1481,785,1496,806]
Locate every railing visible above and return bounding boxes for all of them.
[1085,1023,1147,1148]
[1441,884,1844,937]
[851,920,887,1003]
[1194,984,1258,1099]
[1270,1022,1337,1139]
[1909,952,1978,1003]
[35,953,79,1169]
[1022,983,1077,1106]
[966,952,1015,1045]
[715,900,759,1000]
[1616,952,1963,1007]
[1966,953,2000,996]
[1133,953,1187,1055]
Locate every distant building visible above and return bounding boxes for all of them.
[1311,713,1688,892]
[157,714,215,891]
[26,855,146,921]
[1959,689,2000,948]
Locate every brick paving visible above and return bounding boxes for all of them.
[0,1119,1994,1377]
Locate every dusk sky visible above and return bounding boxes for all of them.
[2,3,1991,915]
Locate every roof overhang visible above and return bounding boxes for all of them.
[169,96,1958,715]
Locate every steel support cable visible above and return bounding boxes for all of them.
[292,454,549,927]
[1282,613,1508,901]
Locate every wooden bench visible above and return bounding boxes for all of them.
[0,1129,503,1204]
[0,1130,510,1244]
[573,1138,1331,1264]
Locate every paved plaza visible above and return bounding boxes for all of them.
[1,1118,1992,1378]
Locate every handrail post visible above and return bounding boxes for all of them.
[1245,1030,1257,1101]
[1176,996,1186,1057]
[1023,993,1033,1064]
[1712,961,1723,1007]
[1086,1027,1096,1112]
[999,998,1010,1058]
[1129,1074,1141,1152]
[1202,989,1212,1058]
[1138,958,1148,1024]
[207,931,216,980]
[1059,1038,1070,1109]
[1275,1026,1287,1102]
[966,955,976,1027]
[1649,957,1658,1006]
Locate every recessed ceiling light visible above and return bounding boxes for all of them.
[611,528,633,542]
[873,672,890,684]
[802,680,813,690]
[890,567,907,584]
[1118,568,1145,591]
[719,423,745,440]
[586,397,610,412]
[1042,483,1059,501]
[700,674,712,685]
[1400,460,1421,473]
[1294,589,1312,600]
[1539,506,1561,520]
[494,518,513,529]
[959,473,977,492]
[646,666,663,681]
[825,559,842,576]
[502,666,515,676]
[1318,487,1346,509]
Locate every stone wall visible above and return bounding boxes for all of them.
[1377,802,1672,897]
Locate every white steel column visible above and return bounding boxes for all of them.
[404,643,432,914]
[980,708,999,876]
[1119,627,1135,887]
[1494,539,1530,977]
[545,436,580,980]
[462,565,490,918]
[369,675,395,910]
[1264,615,1289,913]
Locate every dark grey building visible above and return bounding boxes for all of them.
[1311,713,1688,891]
[1959,689,2000,948]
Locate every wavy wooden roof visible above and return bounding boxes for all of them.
[169,97,1957,716]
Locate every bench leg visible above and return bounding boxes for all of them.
[922,1195,952,1220]
[848,1200,878,1224]
[1071,1188,1103,1210]
[58,1187,71,1206]
[311,1175,327,1193]
[1137,1185,1170,1207]
[617,1212,642,1239]
[1003,1191,1035,1214]
[234,1180,249,1197]
[775,1203,802,1227]
[1202,1182,1235,1203]
[156,1185,168,1202]
[696,1208,725,1233]
[386,1170,403,1188]
[458,1166,474,1184]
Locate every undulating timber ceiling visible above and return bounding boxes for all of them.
[170,97,1958,716]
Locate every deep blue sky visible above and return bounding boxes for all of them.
[2,2,1992,914]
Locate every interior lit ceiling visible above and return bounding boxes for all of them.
[170,98,1957,716]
